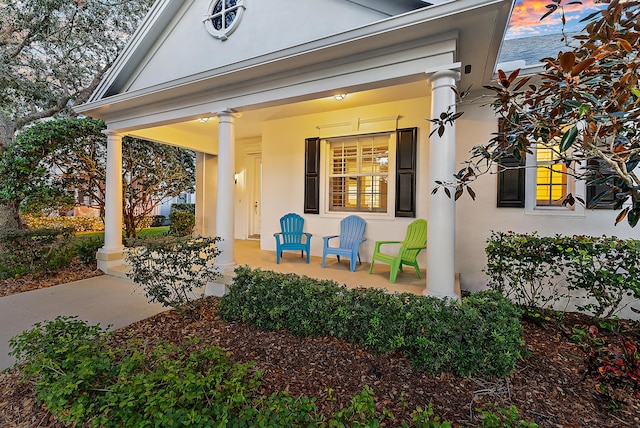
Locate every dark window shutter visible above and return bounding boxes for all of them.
[586,158,616,209]
[497,155,525,207]
[396,127,417,217]
[304,137,320,214]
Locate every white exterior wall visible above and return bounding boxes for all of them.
[127,0,387,91]
[261,96,430,266]
[456,101,639,317]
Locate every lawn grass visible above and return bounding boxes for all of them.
[74,226,169,241]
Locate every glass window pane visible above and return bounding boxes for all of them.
[329,136,389,212]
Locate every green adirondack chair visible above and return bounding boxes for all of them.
[368,219,427,283]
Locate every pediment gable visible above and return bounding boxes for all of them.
[92,0,430,100]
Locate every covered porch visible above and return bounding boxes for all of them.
[109,239,460,297]
[75,0,512,301]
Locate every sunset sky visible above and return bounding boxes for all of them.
[505,0,605,39]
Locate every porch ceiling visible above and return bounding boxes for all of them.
[126,80,430,154]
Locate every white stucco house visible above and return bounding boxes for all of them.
[74,0,637,301]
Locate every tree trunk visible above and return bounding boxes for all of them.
[0,116,21,232]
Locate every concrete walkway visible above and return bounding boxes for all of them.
[0,276,166,370]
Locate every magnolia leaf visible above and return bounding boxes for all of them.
[572,57,596,75]
[431,187,438,195]
[444,187,451,198]
[560,126,578,152]
[615,207,629,225]
[450,112,464,121]
[454,188,463,200]
[467,186,476,201]
[632,88,640,99]
[628,209,640,228]
[512,75,531,91]
[560,52,575,73]
[616,38,633,53]
[541,4,558,20]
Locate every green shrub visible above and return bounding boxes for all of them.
[0,227,74,278]
[168,210,195,236]
[220,266,522,377]
[9,317,320,427]
[150,214,166,227]
[21,214,104,232]
[476,403,539,428]
[125,236,221,315]
[486,231,640,319]
[485,231,568,310]
[9,316,114,423]
[74,237,104,265]
[171,202,195,213]
[403,291,523,377]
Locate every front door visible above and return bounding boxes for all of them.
[249,156,262,239]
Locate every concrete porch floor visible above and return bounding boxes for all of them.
[109,239,460,297]
[233,240,460,297]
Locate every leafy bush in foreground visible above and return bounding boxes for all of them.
[10,316,534,427]
[220,266,522,377]
[0,227,74,278]
[125,236,221,315]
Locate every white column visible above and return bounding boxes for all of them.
[424,69,460,300]
[194,152,217,238]
[215,111,237,274]
[97,130,124,272]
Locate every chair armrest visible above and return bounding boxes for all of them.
[303,232,312,243]
[373,240,401,252]
[322,234,339,244]
[404,245,426,251]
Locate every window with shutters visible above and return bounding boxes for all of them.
[328,135,389,213]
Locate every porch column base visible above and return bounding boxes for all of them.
[205,272,235,297]
[422,288,459,301]
[96,248,125,273]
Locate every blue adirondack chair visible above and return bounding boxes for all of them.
[322,215,367,272]
[273,213,312,263]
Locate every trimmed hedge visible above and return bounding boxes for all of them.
[0,228,74,278]
[220,266,523,377]
[22,214,104,232]
[486,231,640,319]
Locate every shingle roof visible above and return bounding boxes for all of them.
[498,32,581,67]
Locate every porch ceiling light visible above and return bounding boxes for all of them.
[334,94,347,100]
[198,117,210,123]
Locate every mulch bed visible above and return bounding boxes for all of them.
[1,274,640,427]
[0,260,103,298]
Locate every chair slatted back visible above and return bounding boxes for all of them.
[339,215,366,250]
[400,219,427,261]
[280,213,305,244]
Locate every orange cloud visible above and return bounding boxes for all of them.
[506,0,603,39]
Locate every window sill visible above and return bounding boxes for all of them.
[321,211,395,220]
[524,206,585,218]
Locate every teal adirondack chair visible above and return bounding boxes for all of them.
[274,213,312,263]
[368,219,427,283]
[321,215,367,272]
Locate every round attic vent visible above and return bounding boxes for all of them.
[204,0,245,41]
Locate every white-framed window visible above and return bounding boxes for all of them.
[524,144,585,216]
[203,0,245,41]
[326,135,391,214]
